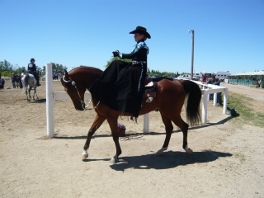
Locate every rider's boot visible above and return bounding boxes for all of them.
[37,78,41,86]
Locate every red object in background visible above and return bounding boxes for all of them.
[118,123,126,137]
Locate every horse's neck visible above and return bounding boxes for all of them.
[73,68,102,90]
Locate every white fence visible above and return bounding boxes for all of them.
[192,80,228,123]
[45,63,228,137]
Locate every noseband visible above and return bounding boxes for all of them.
[62,76,100,110]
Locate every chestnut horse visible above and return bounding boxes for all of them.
[61,66,201,163]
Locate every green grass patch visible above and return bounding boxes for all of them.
[226,92,264,127]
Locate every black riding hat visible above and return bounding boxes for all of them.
[30,58,35,62]
[129,26,151,39]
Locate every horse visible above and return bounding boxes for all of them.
[22,71,39,101]
[60,66,201,163]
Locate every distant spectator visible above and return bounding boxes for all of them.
[214,78,222,105]
[0,74,5,89]
[20,69,26,88]
[212,75,216,83]
[11,73,16,88]
[257,79,261,87]
[202,75,206,83]
[207,74,213,84]
[15,75,20,88]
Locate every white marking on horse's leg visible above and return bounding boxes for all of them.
[82,150,88,160]
[110,156,119,164]
[184,144,193,154]
[156,147,168,155]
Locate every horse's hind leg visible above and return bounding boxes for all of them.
[156,114,173,155]
[26,89,29,101]
[33,87,38,100]
[172,116,193,154]
[35,88,39,99]
[107,115,121,163]
[29,88,32,100]
[82,114,106,160]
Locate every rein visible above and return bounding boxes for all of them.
[62,76,100,110]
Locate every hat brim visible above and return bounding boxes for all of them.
[129,30,151,39]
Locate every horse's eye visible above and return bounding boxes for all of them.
[72,81,76,86]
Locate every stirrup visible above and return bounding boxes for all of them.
[146,97,153,103]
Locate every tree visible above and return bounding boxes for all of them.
[106,57,131,68]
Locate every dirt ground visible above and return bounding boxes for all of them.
[0,80,263,198]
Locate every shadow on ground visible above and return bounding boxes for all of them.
[108,150,232,171]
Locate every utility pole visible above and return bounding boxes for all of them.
[188,30,194,80]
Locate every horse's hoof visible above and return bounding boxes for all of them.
[184,145,193,154]
[156,147,167,155]
[110,157,118,164]
[82,153,88,161]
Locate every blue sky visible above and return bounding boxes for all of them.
[1,0,263,74]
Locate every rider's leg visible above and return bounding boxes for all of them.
[34,72,41,86]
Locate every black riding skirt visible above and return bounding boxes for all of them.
[89,60,147,117]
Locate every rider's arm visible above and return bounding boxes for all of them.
[121,48,148,59]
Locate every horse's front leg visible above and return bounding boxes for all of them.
[82,114,105,160]
[107,116,121,163]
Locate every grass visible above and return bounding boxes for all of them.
[225,92,264,127]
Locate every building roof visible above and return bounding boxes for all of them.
[230,71,264,76]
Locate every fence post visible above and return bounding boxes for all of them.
[213,93,217,106]
[46,63,54,137]
[143,114,149,133]
[223,88,228,114]
[202,91,208,123]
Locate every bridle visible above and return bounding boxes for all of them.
[62,76,100,110]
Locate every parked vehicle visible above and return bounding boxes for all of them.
[177,74,191,80]
[213,71,231,80]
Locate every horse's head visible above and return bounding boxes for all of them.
[61,69,86,111]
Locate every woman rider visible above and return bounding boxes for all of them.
[89,26,151,118]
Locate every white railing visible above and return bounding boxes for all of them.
[46,63,228,137]
[191,80,228,123]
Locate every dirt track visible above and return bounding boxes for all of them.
[0,80,263,197]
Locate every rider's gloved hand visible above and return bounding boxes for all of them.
[112,50,120,58]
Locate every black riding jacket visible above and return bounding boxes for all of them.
[28,63,37,73]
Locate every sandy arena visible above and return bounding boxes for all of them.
[0,80,263,198]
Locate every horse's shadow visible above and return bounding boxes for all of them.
[26,99,46,103]
[109,150,232,171]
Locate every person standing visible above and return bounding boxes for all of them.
[0,74,5,89]
[28,58,41,86]
[11,73,16,88]
[20,68,26,88]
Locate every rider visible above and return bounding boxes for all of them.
[28,58,41,86]
[89,26,151,118]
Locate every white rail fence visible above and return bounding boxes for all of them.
[45,63,228,137]
[191,80,228,123]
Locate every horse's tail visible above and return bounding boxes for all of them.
[181,80,201,126]
[22,74,29,93]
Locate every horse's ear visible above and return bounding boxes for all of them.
[59,70,64,77]
[64,69,69,79]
